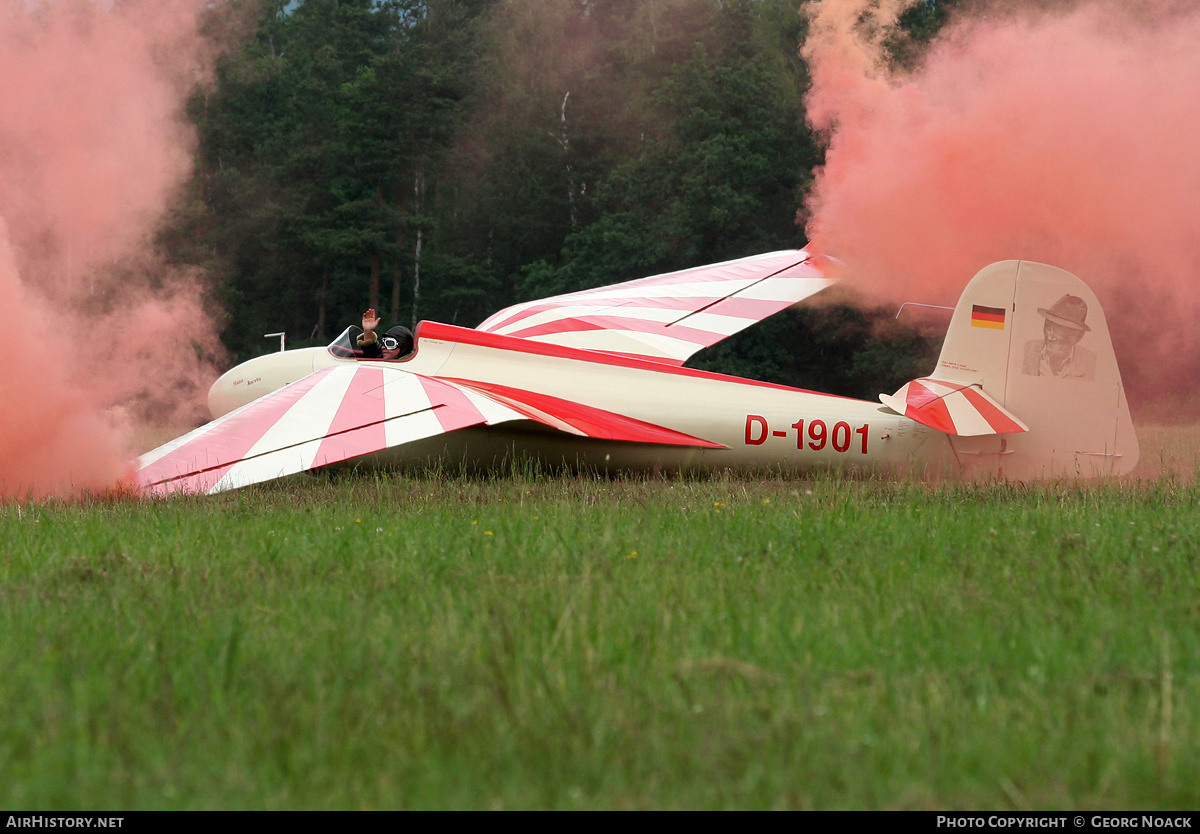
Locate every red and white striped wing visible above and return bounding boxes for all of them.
[475,250,838,365]
[137,365,525,496]
[447,380,724,448]
[879,378,1029,437]
[137,366,724,496]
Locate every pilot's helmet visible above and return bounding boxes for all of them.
[381,325,414,356]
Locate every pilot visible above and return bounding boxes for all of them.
[357,308,414,360]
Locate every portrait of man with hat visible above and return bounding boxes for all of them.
[1022,294,1096,381]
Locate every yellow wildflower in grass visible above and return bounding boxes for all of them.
[627,550,638,559]
[484,531,494,536]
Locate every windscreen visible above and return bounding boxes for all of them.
[327,326,364,359]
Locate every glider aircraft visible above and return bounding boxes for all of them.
[137,252,1138,495]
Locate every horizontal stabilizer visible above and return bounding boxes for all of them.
[880,378,1029,437]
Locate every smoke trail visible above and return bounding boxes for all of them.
[802,0,1200,415]
[0,0,221,499]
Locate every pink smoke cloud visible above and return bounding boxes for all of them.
[803,0,1200,415]
[0,0,222,500]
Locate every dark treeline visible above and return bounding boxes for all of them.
[164,0,953,400]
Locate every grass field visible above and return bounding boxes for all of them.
[1,428,1199,810]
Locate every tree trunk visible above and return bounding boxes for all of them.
[316,263,329,341]
[369,249,381,311]
[558,92,577,231]
[411,170,425,330]
[371,182,385,314]
[390,261,402,324]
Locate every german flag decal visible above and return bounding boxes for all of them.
[971,304,1006,330]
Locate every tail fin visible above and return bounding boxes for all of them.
[883,260,1138,479]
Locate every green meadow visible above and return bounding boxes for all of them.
[2,454,1199,809]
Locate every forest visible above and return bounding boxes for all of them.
[162,0,954,399]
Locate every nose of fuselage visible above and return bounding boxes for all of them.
[207,347,326,419]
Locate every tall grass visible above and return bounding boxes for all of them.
[1,472,1197,809]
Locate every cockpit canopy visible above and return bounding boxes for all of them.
[327,325,414,361]
[327,326,366,359]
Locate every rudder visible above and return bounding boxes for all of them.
[887,260,1137,479]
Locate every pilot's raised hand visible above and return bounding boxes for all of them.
[362,308,382,334]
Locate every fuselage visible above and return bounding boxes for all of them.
[209,321,955,475]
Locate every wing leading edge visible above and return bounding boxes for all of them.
[137,365,721,496]
[475,250,839,365]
